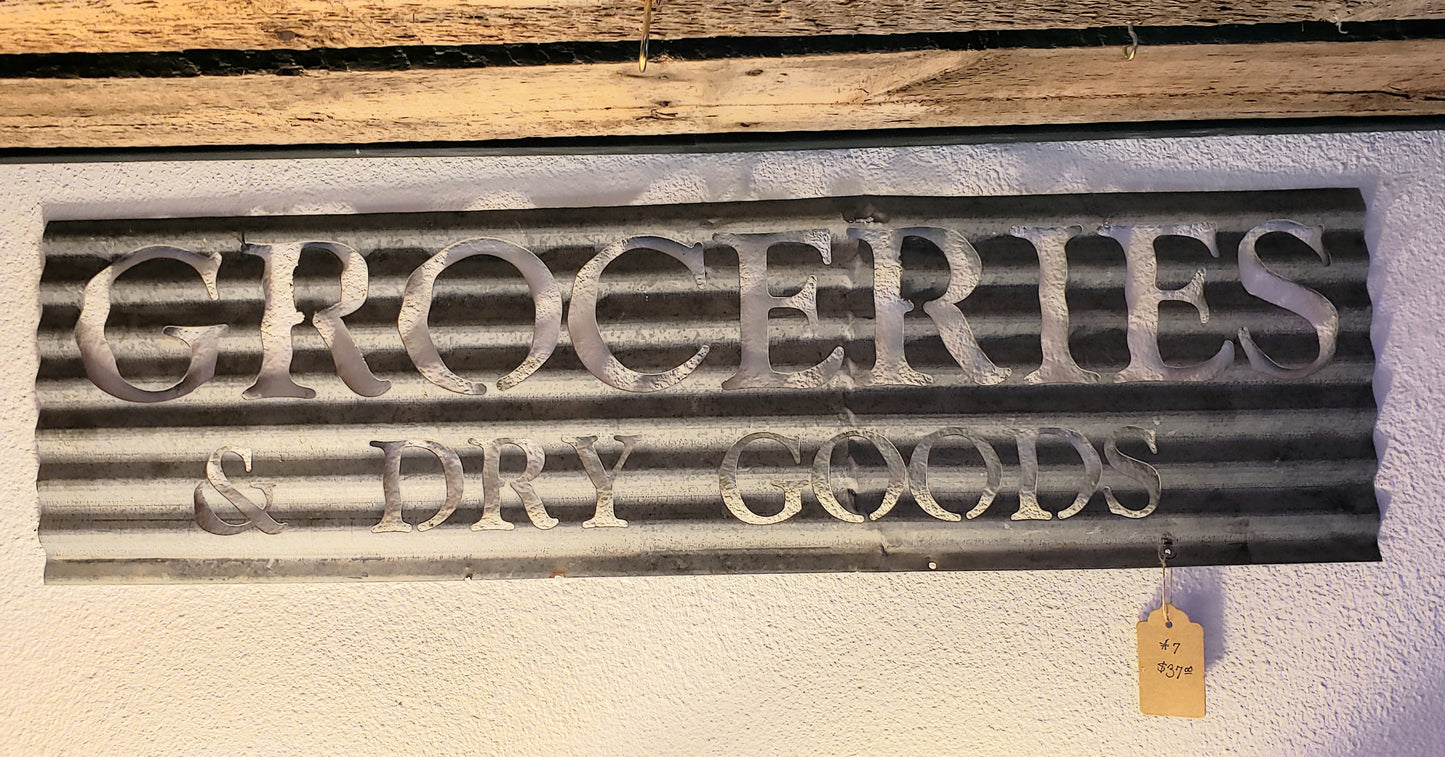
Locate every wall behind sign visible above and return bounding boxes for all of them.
[0,132,1440,755]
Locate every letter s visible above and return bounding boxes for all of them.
[1102,425,1161,518]
[1237,220,1338,379]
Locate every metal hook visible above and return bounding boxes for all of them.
[1124,24,1139,61]
[639,0,656,72]
[1158,535,1176,624]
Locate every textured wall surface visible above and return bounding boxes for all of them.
[1,132,1441,755]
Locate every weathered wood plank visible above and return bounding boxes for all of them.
[3,39,1443,148]
[1,0,1444,55]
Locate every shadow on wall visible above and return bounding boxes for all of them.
[1326,658,1445,756]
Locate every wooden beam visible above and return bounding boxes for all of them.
[3,39,1444,149]
[2,0,1444,55]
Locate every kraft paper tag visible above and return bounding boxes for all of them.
[1137,603,1205,718]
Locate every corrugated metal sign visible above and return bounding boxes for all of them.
[36,189,1379,582]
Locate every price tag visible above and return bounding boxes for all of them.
[1136,603,1205,718]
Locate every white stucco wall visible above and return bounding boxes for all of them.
[1,131,1441,755]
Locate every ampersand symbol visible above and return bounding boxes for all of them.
[194,446,287,535]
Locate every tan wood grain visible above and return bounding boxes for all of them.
[1,0,1444,54]
[3,39,1443,149]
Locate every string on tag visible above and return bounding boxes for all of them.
[1124,24,1139,61]
[1159,536,1175,626]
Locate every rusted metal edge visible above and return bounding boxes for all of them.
[41,514,1381,583]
